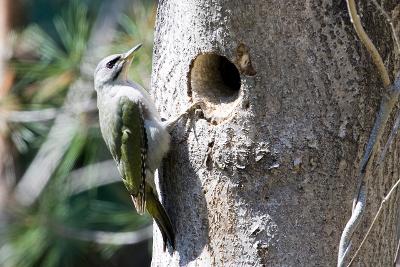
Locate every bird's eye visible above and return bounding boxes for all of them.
[106,56,120,69]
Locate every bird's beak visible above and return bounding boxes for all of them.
[120,44,142,80]
[122,43,142,61]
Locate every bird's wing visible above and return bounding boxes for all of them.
[118,96,147,214]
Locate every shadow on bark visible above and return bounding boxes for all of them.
[160,120,209,265]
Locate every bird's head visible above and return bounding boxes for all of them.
[94,43,142,91]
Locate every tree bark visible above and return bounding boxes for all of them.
[150,0,400,266]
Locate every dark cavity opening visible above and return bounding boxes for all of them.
[189,53,241,104]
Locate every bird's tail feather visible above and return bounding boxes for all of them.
[131,193,146,215]
[146,189,175,251]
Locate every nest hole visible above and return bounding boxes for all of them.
[189,53,241,104]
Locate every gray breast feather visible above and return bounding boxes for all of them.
[98,100,121,162]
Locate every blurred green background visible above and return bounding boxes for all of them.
[0,0,157,266]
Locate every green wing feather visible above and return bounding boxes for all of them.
[119,96,147,214]
[116,96,175,250]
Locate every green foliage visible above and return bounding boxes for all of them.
[12,0,91,105]
[0,0,157,266]
[113,1,156,87]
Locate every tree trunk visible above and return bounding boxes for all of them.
[150,0,400,266]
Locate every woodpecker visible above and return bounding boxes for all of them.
[94,44,199,251]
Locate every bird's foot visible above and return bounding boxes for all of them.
[164,101,204,132]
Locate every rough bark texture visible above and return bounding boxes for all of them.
[150,0,400,266]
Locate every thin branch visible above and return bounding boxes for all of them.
[347,177,400,266]
[338,184,366,266]
[53,224,153,245]
[14,115,77,205]
[3,101,97,123]
[347,0,391,87]
[371,0,400,55]
[394,239,400,266]
[67,160,120,195]
[376,109,400,167]
[4,108,58,122]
